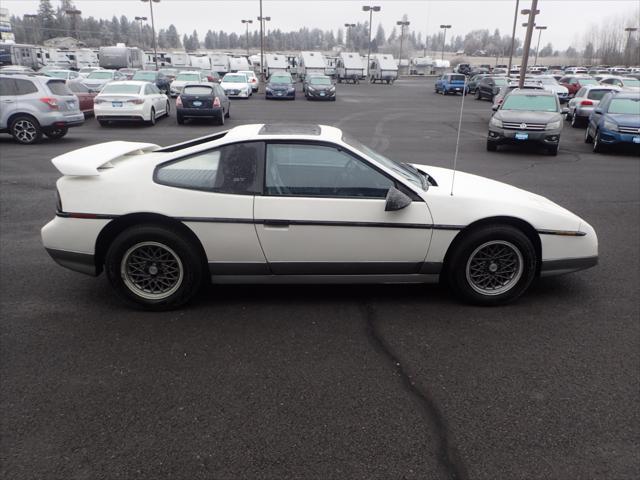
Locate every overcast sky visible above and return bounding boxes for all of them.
[3,0,638,49]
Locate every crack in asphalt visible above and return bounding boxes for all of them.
[359,302,467,480]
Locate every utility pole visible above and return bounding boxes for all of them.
[135,16,147,49]
[397,20,410,75]
[534,25,547,66]
[242,19,253,57]
[362,5,381,80]
[519,0,539,88]
[259,0,264,81]
[624,27,638,66]
[344,23,355,50]
[141,0,160,70]
[507,0,519,78]
[440,24,451,61]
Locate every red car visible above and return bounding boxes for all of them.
[68,81,97,116]
[558,75,599,97]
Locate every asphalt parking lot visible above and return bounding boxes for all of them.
[1,78,639,479]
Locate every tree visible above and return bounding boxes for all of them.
[539,42,553,57]
[204,30,215,49]
[167,25,181,48]
[375,24,385,46]
[336,27,344,46]
[583,42,595,64]
[387,26,397,43]
[38,0,56,40]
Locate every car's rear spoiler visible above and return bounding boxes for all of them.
[51,141,160,176]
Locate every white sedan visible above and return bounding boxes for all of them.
[41,124,598,310]
[220,73,252,98]
[94,81,170,126]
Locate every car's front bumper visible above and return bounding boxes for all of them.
[266,90,295,99]
[488,127,561,146]
[598,128,640,146]
[540,256,598,276]
[306,89,336,100]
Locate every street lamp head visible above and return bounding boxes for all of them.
[535,26,547,30]
[397,21,410,26]
[624,27,638,32]
[440,24,451,29]
[242,19,253,24]
[65,9,81,15]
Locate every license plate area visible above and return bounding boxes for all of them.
[112,101,123,107]
[633,136,640,144]
[515,132,529,140]
[192,101,202,107]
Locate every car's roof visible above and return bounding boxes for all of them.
[102,81,147,86]
[177,70,202,74]
[611,91,640,99]
[223,124,343,142]
[509,88,554,96]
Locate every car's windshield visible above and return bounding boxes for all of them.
[587,89,613,101]
[133,72,156,80]
[183,86,213,95]
[342,134,424,190]
[100,84,142,95]
[270,75,291,83]
[492,77,508,86]
[223,74,247,83]
[579,78,598,85]
[622,78,640,87]
[502,94,558,112]
[239,71,255,78]
[608,98,640,114]
[46,71,69,79]
[159,69,177,76]
[310,77,332,85]
[87,71,113,79]
[450,74,466,81]
[176,73,200,81]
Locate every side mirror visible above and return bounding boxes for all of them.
[594,108,602,114]
[492,105,499,111]
[561,107,569,114]
[384,187,412,211]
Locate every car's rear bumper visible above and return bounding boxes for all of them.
[177,107,223,118]
[488,128,561,145]
[40,112,85,128]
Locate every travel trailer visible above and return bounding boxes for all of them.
[335,52,365,83]
[297,51,326,81]
[368,53,398,83]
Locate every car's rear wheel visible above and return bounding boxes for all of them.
[475,90,481,100]
[165,101,170,117]
[44,127,68,139]
[148,107,156,126]
[105,225,205,310]
[176,114,184,125]
[217,109,225,125]
[10,115,42,145]
[445,225,537,305]
[571,114,582,128]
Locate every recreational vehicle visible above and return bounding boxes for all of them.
[324,56,338,78]
[336,52,365,83]
[298,51,326,81]
[188,54,211,70]
[0,43,40,69]
[229,56,250,73]
[369,53,398,84]
[209,53,230,74]
[99,45,144,70]
[76,48,99,69]
[166,51,190,68]
[264,53,288,77]
[410,57,434,75]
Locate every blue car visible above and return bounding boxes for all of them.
[434,73,468,95]
[265,72,296,100]
[585,91,640,153]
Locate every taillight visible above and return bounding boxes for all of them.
[213,96,221,107]
[580,100,593,106]
[39,97,59,110]
[176,96,182,107]
[55,188,62,213]
[94,98,105,104]
[127,98,144,104]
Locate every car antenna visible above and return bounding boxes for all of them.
[450,75,468,196]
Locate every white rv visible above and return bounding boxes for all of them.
[410,57,434,75]
[144,51,171,69]
[336,52,365,83]
[76,48,99,69]
[297,51,326,81]
[99,45,144,69]
[264,53,288,77]
[0,43,41,69]
[368,53,398,84]
[167,51,190,68]
[324,56,338,78]
[229,56,250,72]
[208,53,230,74]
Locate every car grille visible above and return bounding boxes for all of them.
[502,122,546,131]
[225,89,239,95]
[618,126,640,134]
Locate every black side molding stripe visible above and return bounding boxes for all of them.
[540,256,598,272]
[537,229,587,237]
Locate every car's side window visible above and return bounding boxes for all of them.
[155,142,264,194]
[14,79,38,95]
[0,77,17,96]
[265,143,394,198]
[576,87,586,98]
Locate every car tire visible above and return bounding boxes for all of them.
[475,90,481,100]
[225,106,230,118]
[44,127,68,139]
[445,225,537,305]
[165,101,170,117]
[217,110,225,126]
[148,108,156,126]
[486,141,498,152]
[593,130,606,153]
[105,224,205,311]
[9,115,42,145]
[584,126,593,143]
[176,114,184,125]
[571,114,582,128]
[546,144,559,156]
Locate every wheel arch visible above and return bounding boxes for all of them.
[94,212,208,276]
[7,112,40,128]
[441,216,542,276]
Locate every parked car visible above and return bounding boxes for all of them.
[82,69,127,92]
[434,73,468,95]
[475,76,510,101]
[558,75,599,97]
[1,65,36,74]
[94,81,170,126]
[491,82,545,109]
[454,63,471,75]
[78,66,101,78]
[158,68,179,82]
[45,69,81,81]
[176,83,230,125]
[304,75,336,101]
[200,70,221,84]
[238,70,259,92]
[220,73,252,98]
[302,72,325,94]
[118,68,140,80]
[598,76,640,90]
[41,123,598,309]
[585,91,640,153]
[467,74,490,94]
[265,72,296,100]
[170,70,210,97]
[487,89,567,155]
[0,74,84,144]
[132,70,171,94]
[67,80,97,116]
[527,75,570,103]
[566,85,621,128]
[564,67,588,75]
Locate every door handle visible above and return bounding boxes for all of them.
[1,99,14,103]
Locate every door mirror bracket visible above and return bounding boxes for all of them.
[384,187,412,211]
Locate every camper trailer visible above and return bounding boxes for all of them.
[298,51,326,81]
[368,53,398,84]
[167,51,190,68]
[0,43,40,69]
[99,45,144,70]
[144,51,171,69]
[229,56,250,73]
[209,53,230,74]
[189,54,211,70]
[410,57,434,75]
[76,48,99,69]
[264,53,289,77]
[324,56,338,78]
[336,52,365,83]
[286,55,298,77]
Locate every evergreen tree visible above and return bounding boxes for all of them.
[375,24,385,46]
[38,0,56,40]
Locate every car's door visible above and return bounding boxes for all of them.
[253,141,433,275]
[0,77,18,129]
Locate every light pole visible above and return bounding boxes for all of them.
[624,27,638,66]
[507,0,520,78]
[140,0,160,70]
[242,19,253,56]
[24,14,39,45]
[440,24,451,61]
[65,8,82,40]
[519,0,540,88]
[534,25,547,66]
[257,11,271,81]
[135,16,147,48]
[362,6,381,80]
[344,23,355,50]
[397,20,410,75]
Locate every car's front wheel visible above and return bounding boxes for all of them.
[445,225,537,305]
[593,130,607,153]
[105,225,205,310]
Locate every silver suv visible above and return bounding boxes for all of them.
[0,74,85,144]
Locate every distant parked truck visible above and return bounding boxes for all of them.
[99,45,144,70]
[264,53,289,78]
[0,43,40,69]
[189,54,211,70]
[229,56,250,73]
[76,48,99,69]
[368,54,398,84]
[336,52,365,83]
[166,51,190,68]
[209,53,230,75]
[297,51,326,81]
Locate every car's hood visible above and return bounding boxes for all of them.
[307,84,333,91]
[495,110,560,122]
[605,113,640,127]
[542,84,568,94]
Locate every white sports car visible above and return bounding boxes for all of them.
[41,124,598,310]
